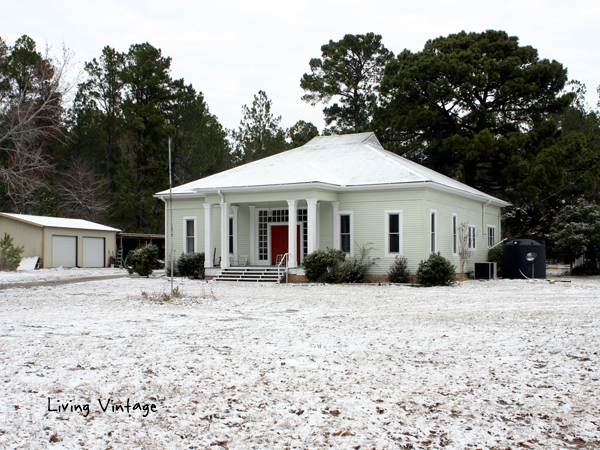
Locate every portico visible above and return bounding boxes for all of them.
[200,195,328,274]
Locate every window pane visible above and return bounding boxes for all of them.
[390,234,399,253]
[186,237,194,253]
[186,220,194,237]
[453,217,457,254]
[389,214,399,233]
[341,234,350,253]
[430,212,436,253]
[340,215,350,234]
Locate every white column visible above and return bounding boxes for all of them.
[287,199,298,268]
[232,205,239,258]
[249,205,256,265]
[307,198,318,254]
[331,201,340,250]
[204,203,214,268]
[220,202,230,268]
[316,202,321,250]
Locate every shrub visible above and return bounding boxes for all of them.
[125,244,159,277]
[387,255,411,283]
[416,252,456,287]
[0,233,25,270]
[341,243,378,283]
[303,248,346,283]
[488,244,503,277]
[176,252,205,279]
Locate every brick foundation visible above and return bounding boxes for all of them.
[285,274,308,283]
[364,275,389,283]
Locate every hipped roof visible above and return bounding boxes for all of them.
[0,213,120,232]
[156,132,508,206]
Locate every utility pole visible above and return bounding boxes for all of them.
[169,137,174,298]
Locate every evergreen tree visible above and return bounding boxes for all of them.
[74,46,126,190]
[287,120,319,149]
[120,42,175,232]
[301,33,392,133]
[550,200,600,272]
[169,81,231,184]
[63,42,231,233]
[231,90,287,164]
[375,30,573,195]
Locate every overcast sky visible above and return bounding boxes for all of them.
[4,0,600,132]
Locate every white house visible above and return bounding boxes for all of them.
[155,132,508,280]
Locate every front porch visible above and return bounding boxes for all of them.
[202,196,339,271]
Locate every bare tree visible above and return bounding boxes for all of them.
[458,222,474,274]
[0,36,77,212]
[56,157,110,222]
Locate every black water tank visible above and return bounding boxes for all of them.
[503,239,546,279]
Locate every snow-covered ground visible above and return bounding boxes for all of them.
[0,274,598,449]
[0,267,128,285]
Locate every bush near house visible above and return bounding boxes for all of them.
[304,245,377,283]
[417,252,456,287]
[303,248,346,283]
[387,255,411,283]
[488,244,503,277]
[125,244,159,277]
[0,233,25,270]
[341,243,378,283]
[176,252,205,279]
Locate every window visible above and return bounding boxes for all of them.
[298,208,308,259]
[430,211,437,253]
[452,214,458,255]
[184,218,195,253]
[487,226,496,248]
[385,211,402,256]
[389,214,400,253]
[229,217,234,254]
[468,225,476,250]
[340,214,351,253]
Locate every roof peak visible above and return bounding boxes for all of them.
[303,132,381,148]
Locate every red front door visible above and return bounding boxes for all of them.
[271,225,301,264]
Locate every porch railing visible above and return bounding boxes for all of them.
[276,253,290,284]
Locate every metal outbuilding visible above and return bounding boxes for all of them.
[0,213,120,268]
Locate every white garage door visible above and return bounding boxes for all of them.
[83,237,105,268]
[52,236,77,268]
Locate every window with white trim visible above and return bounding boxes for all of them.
[452,214,458,255]
[487,226,496,248]
[340,214,351,253]
[468,225,476,250]
[184,218,195,253]
[430,211,437,253]
[385,211,402,256]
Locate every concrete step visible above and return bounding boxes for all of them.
[214,266,286,283]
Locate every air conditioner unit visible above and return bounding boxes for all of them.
[474,262,497,280]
